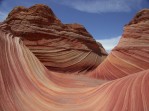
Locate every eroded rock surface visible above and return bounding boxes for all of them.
[1,28,149,111]
[1,5,149,111]
[90,9,149,79]
[0,4,107,73]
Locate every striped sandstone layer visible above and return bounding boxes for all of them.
[1,30,149,111]
[0,4,107,73]
[90,9,149,80]
[1,4,149,111]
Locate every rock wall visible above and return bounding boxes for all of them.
[90,9,149,79]
[0,4,107,73]
[1,4,149,111]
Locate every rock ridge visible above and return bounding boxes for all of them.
[0,4,107,73]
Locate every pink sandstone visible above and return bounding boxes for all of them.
[0,4,107,73]
[90,9,149,80]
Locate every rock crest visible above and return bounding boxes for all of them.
[90,9,149,79]
[0,4,107,73]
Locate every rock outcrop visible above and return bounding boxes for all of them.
[1,27,149,111]
[90,9,149,79]
[1,4,149,111]
[0,4,107,73]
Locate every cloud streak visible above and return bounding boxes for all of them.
[97,36,121,52]
[53,0,142,13]
[0,11,7,22]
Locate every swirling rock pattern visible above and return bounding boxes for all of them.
[0,4,107,73]
[0,28,149,111]
[1,30,149,111]
[0,5,149,111]
[90,9,149,80]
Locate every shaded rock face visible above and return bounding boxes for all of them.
[0,4,107,73]
[90,9,149,79]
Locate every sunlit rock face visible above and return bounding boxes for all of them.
[90,9,149,80]
[0,4,107,73]
[1,4,149,111]
[1,30,149,111]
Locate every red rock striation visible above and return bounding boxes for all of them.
[1,30,149,111]
[90,9,149,80]
[0,4,107,73]
[1,4,149,111]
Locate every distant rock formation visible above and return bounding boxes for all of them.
[0,4,107,73]
[90,9,149,79]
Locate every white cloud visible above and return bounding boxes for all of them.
[97,36,121,52]
[0,11,7,22]
[53,0,142,13]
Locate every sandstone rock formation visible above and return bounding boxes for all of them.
[1,28,149,111]
[1,4,149,111]
[0,4,107,73]
[90,9,149,80]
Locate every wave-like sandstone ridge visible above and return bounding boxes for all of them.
[90,9,149,80]
[0,4,107,73]
[0,4,149,111]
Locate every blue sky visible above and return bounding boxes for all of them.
[0,0,149,51]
